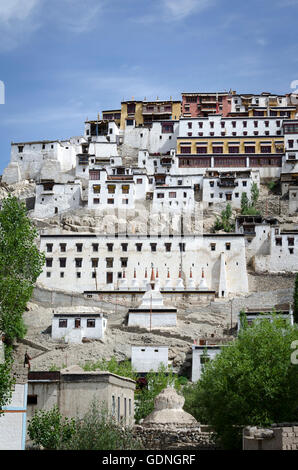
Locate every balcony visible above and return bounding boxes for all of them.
[218,178,237,188]
[142,105,172,115]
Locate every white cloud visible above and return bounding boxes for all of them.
[0,0,41,23]
[132,0,215,24]
[163,0,212,20]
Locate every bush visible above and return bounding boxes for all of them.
[28,402,143,450]
[61,401,142,450]
[28,405,76,449]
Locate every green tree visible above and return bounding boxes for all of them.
[213,203,235,233]
[28,405,76,449]
[0,195,45,344]
[0,346,14,414]
[251,182,259,207]
[294,273,298,323]
[241,192,249,213]
[183,316,298,449]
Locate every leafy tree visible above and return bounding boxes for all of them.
[241,184,260,215]
[241,192,249,213]
[28,405,76,449]
[183,316,298,449]
[251,182,259,207]
[294,273,298,324]
[213,203,235,233]
[0,195,45,344]
[0,346,14,414]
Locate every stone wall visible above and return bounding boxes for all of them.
[133,425,217,450]
[243,424,298,450]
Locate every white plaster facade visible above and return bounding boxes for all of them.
[202,169,260,209]
[0,384,27,450]
[38,232,249,296]
[253,227,298,272]
[131,345,169,372]
[52,312,107,343]
[34,180,82,218]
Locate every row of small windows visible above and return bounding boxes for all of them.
[187,120,281,129]
[45,241,232,258]
[45,242,188,253]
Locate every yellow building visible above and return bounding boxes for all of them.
[120,99,181,129]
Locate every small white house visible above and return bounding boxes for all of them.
[131,345,169,373]
[191,345,222,382]
[52,312,107,344]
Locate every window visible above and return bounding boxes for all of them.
[59,258,66,268]
[169,192,176,198]
[107,199,114,204]
[46,272,51,278]
[91,258,99,268]
[150,243,157,252]
[165,243,172,252]
[108,185,116,194]
[118,397,121,422]
[87,319,96,328]
[93,198,100,204]
[211,243,216,251]
[136,178,142,184]
[121,243,128,252]
[209,181,214,187]
[121,258,128,268]
[122,199,129,205]
[60,243,66,252]
[46,243,53,253]
[60,272,64,278]
[92,243,99,252]
[76,243,83,252]
[106,272,113,284]
[179,243,186,252]
[89,170,100,180]
[76,272,81,278]
[93,184,101,193]
[225,243,231,250]
[18,145,24,153]
[288,237,294,246]
[107,243,113,252]
[46,258,53,267]
[242,181,247,187]
[59,319,68,328]
[275,238,282,246]
[136,243,142,252]
[106,258,113,268]
[122,185,129,194]
[112,396,116,417]
[75,258,82,268]
[27,395,38,405]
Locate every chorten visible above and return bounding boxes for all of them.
[142,386,198,428]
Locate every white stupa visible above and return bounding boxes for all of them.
[128,268,177,329]
[198,268,208,291]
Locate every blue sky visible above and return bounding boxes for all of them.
[1,0,298,173]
